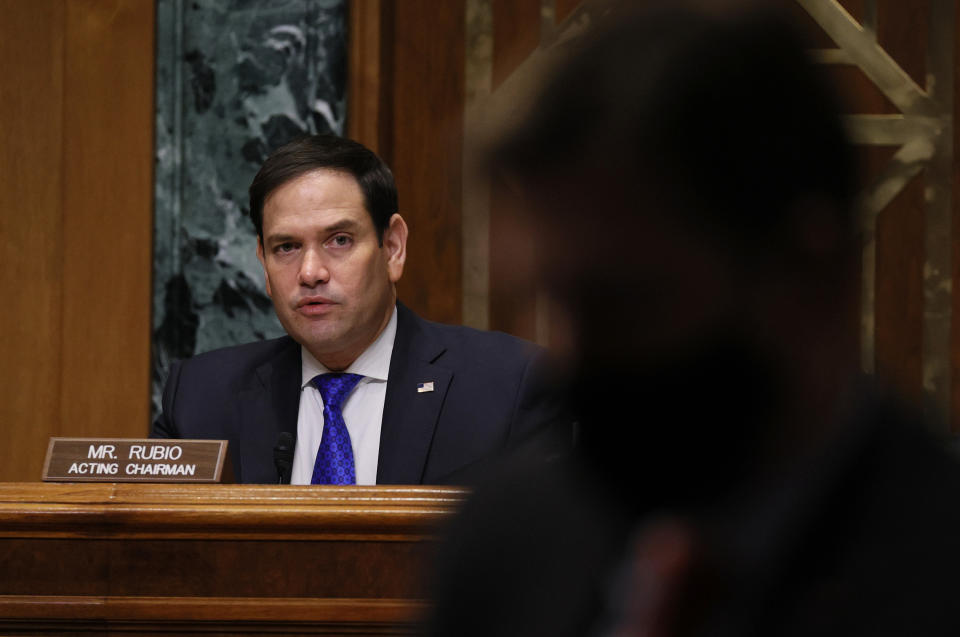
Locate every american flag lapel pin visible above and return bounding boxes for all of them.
[417,381,435,393]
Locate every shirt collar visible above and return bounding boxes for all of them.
[300,305,397,389]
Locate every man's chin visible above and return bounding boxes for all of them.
[296,329,346,353]
[279,315,342,349]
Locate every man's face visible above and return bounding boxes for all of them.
[256,169,407,370]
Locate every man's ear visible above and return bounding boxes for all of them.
[383,213,408,284]
[256,238,272,298]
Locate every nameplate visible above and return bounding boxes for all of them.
[42,438,233,483]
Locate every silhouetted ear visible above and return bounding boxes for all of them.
[256,239,272,299]
[383,213,408,284]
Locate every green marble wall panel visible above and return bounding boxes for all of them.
[153,0,346,418]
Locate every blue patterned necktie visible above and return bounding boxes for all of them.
[311,373,363,485]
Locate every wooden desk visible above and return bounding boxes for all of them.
[0,483,467,635]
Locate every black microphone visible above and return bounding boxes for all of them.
[274,432,294,484]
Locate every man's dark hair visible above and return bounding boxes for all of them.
[248,134,398,243]
[491,4,857,248]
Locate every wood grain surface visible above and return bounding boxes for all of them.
[0,483,467,634]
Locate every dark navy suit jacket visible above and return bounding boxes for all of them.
[151,302,569,484]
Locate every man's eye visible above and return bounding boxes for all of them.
[275,242,297,254]
[328,235,352,248]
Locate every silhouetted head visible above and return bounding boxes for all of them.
[491,2,859,506]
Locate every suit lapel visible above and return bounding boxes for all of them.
[377,303,452,484]
[235,337,301,483]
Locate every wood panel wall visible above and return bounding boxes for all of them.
[868,0,928,410]
[488,0,541,339]
[349,1,466,325]
[0,0,154,481]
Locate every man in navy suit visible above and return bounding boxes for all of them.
[152,135,568,484]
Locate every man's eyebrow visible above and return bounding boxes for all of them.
[264,220,362,245]
[264,233,297,245]
[322,219,361,233]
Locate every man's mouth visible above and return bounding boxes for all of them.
[296,296,337,315]
[297,295,334,307]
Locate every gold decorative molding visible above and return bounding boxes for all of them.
[799,0,954,426]
[463,0,494,330]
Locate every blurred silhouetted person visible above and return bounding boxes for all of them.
[427,2,960,636]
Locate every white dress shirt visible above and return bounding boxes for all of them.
[290,308,397,485]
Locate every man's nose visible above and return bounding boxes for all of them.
[298,248,329,287]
